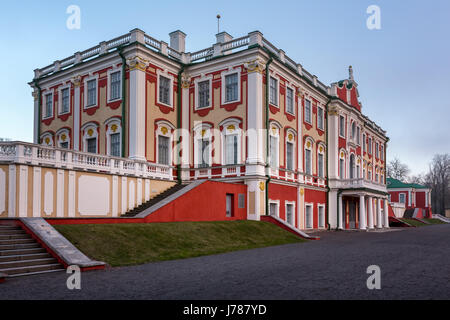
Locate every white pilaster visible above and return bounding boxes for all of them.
[32,167,41,217]
[367,196,374,229]
[33,90,40,144]
[376,198,383,228]
[56,169,64,217]
[384,198,390,228]
[68,171,76,217]
[128,57,148,161]
[8,165,16,217]
[359,195,366,230]
[112,175,118,217]
[72,77,81,150]
[18,165,28,217]
[121,176,127,215]
[338,194,343,230]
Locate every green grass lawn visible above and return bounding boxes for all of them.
[400,218,427,227]
[54,221,306,267]
[423,218,448,225]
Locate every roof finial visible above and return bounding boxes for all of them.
[349,65,354,81]
[217,14,221,34]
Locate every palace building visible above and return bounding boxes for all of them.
[0,28,390,231]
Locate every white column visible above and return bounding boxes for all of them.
[72,77,81,150]
[384,198,390,228]
[245,60,265,176]
[33,90,40,144]
[18,165,28,218]
[297,92,303,175]
[338,194,344,230]
[376,198,383,228]
[127,56,148,161]
[359,195,366,230]
[367,196,374,229]
[181,77,191,181]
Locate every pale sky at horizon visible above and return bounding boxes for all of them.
[0,0,449,176]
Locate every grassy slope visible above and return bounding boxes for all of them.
[54,221,305,267]
[400,218,427,227]
[423,218,447,225]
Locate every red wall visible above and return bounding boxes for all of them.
[268,183,298,227]
[304,189,327,229]
[415,191,427,208]
[143,181,247,223]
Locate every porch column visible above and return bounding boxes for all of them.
[376,198,383,228]
[338,194,344,230]
[359,195,367,230]
[384,198,390,228]
[367,196,374,229]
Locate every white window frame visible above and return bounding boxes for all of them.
[317,144,325,178]
[84,74,99,109]
[40,132,54,147]
[305,203,314,229]
[339,150,346,179]
[363,133,366,152]
[317,106,324,130]
[318,204,325,229]
[221,120,242,166]
[399,193,406,204]
[43,91,54,119]
[221,68,241,105]
[81,123,99,154]
[156,70,174,108]
[339,115,346,138]
[107,68,122,102]
[285,130,296,172]
[269,124,280,171]
[56,129,70,149]
[269,75,279,107]
[304,139,314,176]
[105,118,122,157]
[304,98,312,124]
[269,200,280,218]
[58,85,71,115]
[155,121,175,166]
[194,75,213,110]
[286,85,295,115]
[194,124,213,169]
[285,201,296,226]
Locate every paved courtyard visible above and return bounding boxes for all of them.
[1,224,449,300]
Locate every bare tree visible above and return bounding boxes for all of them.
[408,174,425,185]
[387,158,410,181]
[424,154,450,215]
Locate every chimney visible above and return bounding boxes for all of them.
[216,31,233,44]
[169,30,186,53]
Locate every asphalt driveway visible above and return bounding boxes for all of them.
[1,224,449,300]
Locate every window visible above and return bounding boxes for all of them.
[399,193,406,204]
[61,88,70,114]
[269,77,278,106]
[368,138,372,154]
[305,204,313,229]
[44,93,53,118]
[198,80,210,109]
[60,142,69,149]
[305,148,312,175]
[159,75,171,106]
[339,158,345,179]
[376,142,379,158]
[226,194,234,217]
[381,146,384,159]
[198,139,210,168]
[225,73,239,103]
[238,194,245,209]
[110,133,121,157]
[356,163,360,179]
[270,136,278,168]
[86,138,97,154]
[305,99,312,124]
[317,107,324,130]
[339,115,345,137]
[363,134,366,152]
[357,127,361,145]
[350,154,355,179]
[86,79,97,107]
[351,122,356,140]
[318,206,325,228]
[286,203,294,226]
[318,152,324,178]
[225,135,238,165]
[375,172,379,183]
[269,202,279,217]
[110,71,121,101]
[286,142,294,171]
[286,87,294,114]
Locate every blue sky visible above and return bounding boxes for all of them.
[0,0,449,175]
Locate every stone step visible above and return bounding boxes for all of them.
[7,268,65,278]
[0,242,41,251]
[0,257,58,269]
[0,238,36,246]
[0,247,47,257]
[0,229,27,236]
[1,263,64,276]
[0,233,31,240]
[0,252,51,263]
[0,226,22,231]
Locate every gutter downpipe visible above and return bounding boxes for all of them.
[118,48,127,158]
[265,54,274,216]
[176,65,185,184]
[33,80,42,144]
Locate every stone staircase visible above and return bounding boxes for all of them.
[0,224,64,278]
[122,183,189,217]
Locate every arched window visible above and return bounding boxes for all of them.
[56,129,71,149]
[156,120,175,165]
[339,150,346,179]
[349,153,356,179]
[194,123,213,168]
[269,123,280,170]
[285,129,296,171]
[356,156,361,179]
[304,138,314,176]
[105,118,122,157]
[40,132,54,147]
[81,123,99,154]
[317,143,326,178]
[220,119,242,166]
[351,121,356,140]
